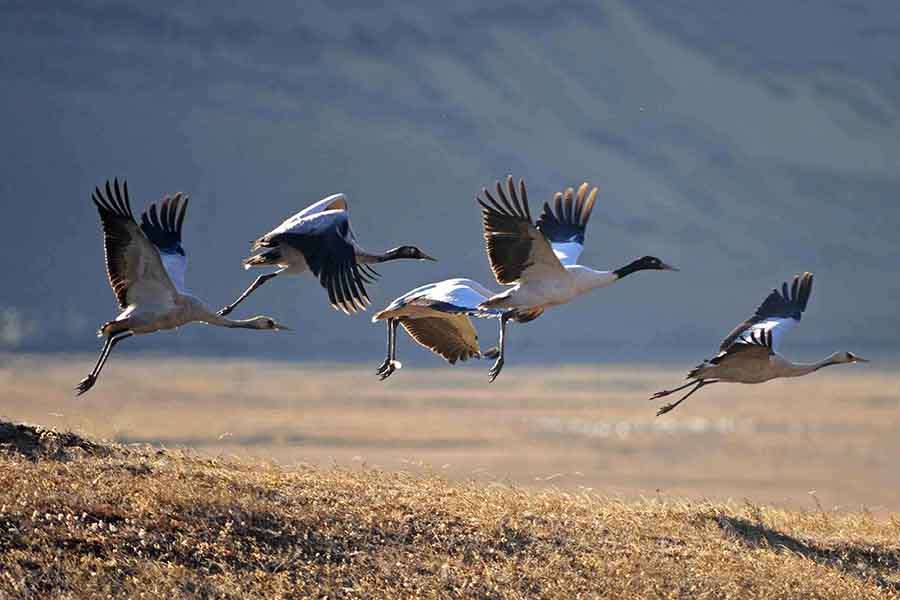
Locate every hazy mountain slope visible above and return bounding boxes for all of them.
[1,1,897,360]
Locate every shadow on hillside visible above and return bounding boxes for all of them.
[714,515,900,592]
[0,421,110,461]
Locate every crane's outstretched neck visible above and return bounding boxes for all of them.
[223,317,271,330]
[199,307,288,331]
[781,356,841,378]
[357,245,435,264]
[567,266,618,295]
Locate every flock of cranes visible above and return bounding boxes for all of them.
[76,176,868,413]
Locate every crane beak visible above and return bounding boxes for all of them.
[274,324,292,331]
[421,253,437,262]
[852,355,870,363]
[661,262,679,272]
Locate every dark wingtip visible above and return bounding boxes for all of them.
[563,186,574,222]
[176,195,189,235]
[518,178,530,220]
[800,271,813,310]
[361,264,381,280]
[93,179,133,219]
[493,179,516,216]
[91,188,104,211]
[160,196,171,231]
[105,180,115,210]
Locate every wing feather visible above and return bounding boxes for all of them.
[92,179,177,309]
[478,175,563,285]
[140,193,189,293]
[720,272,814,352]
[260,193,349,243]
[536,182,598,266]
[273,212,372,314]
[373,278,503,322]
[401,316,482,364]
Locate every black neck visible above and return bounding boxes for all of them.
[613,260,643,279]
[376,248,403,263]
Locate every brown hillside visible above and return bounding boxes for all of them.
[0,421,898,599]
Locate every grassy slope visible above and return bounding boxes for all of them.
[0,422,898,599]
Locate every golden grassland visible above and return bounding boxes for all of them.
[1,421,899,599]
[2,353,900,598]
[2,354,899,513]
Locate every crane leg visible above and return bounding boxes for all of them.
[75,332,134,396]
[649,380,698,400]
[375,318,394,377]
[218,271,281,316]
[655,380,718,416]
[488,312,511,383]
[376,318,402,380]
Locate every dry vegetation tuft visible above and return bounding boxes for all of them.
[0,422,899,599]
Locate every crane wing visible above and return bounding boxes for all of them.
[536,182,598,266]
[709,339,773,366]
[412,279,504,317]
[92,179,178,310]
[373,278,502,323]
[478,176,564,285]
[294,192,348,219]
[140,193,189,294]
[272,211,373,314]
[720,272,814,352]
[265,193,349,238]
[401,315,483,364]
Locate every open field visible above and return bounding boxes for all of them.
[1,421,899,598]
[1,354,899,514]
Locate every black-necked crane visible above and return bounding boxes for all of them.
[651,272,868,416]
[371,278,501,380]
[76,179,290,396]
[218,193,435,316]
[477,175,678,381]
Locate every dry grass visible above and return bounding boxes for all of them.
[1,421,899,599]
[2,355,900,513]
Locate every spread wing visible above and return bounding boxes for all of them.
[536,182,598,266]
[295,192,348,220]
[267,193,349,237]
[710,337,774,365]
[720,272,814,353]
[401,315,483,364]
[478,176,564,285]
[411,278,501,317]
[272,211,375,314]
[140,193,189,294]
[92,179,178,310]
[373,278,502,322]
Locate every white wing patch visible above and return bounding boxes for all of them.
[269,193,348,236]
[550,241,584,267]
[295,192,347,219]
[269,208,348,239]
[159,252,188,294]
[736,317,798,351]
[375,278,501,322]
[432,279,495,313]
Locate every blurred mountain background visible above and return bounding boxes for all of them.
[1,0,898,363]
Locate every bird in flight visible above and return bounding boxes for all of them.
[219,193,435,317]
[476,175,677,381]
[76,179,289,395]
[651,272,868,416]
[371,278,501,380]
